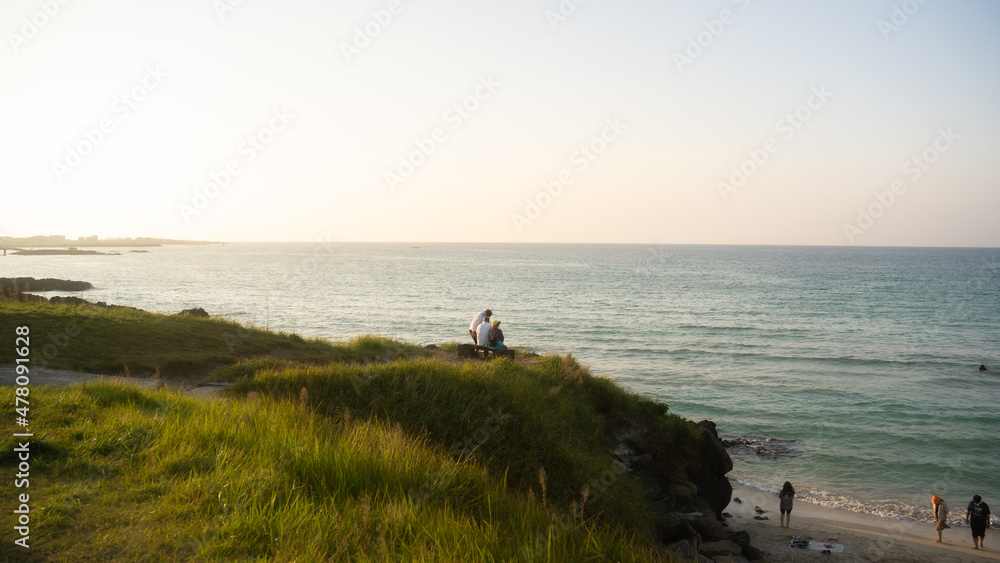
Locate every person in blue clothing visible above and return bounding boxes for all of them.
[966,495,992,550]
[488,320,506,349]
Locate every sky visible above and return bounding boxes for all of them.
[1,0,998,246]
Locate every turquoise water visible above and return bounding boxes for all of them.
[3,243,998,522]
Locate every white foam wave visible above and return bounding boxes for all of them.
[733,477,975,527]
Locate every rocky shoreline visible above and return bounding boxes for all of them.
[0,277,94,293]
[613,418,765,561]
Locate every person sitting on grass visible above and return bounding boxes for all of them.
[488,320,506,349]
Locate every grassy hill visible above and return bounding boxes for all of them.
[0,301,714,561]
[0,300,427,379]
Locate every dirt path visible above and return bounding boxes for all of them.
[0,366,231,398]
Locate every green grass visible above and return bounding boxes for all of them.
[0,301,427,381]
[228,354,701,515]
[0,302,705,561]
[0,382,681,561]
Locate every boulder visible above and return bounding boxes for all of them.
[669,482,695,505]
[689,420,734,518]
[665,540,714,563]
[177,308,210,317]
[49,296,90,306]
[0,277,93,292]
[700,539,742,558]
[687,515,728,542]
[657,519,698,547]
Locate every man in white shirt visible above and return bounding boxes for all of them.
[477,318,493,346]
[469,309,492,343]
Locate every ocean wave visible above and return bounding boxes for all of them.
[734,478,972,527]
[637,347,965,369]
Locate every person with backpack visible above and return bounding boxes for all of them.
[966,495,992,550]
[779,481,795,528]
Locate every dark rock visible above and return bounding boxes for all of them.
[689,421,734,518]
[424,344,439,350]
[722,434,798,459]
[687,516,728,542]
[727,530,751,547]
[666,540,713,563]
[669,483,695,505]
[49,296,91,306]
[742,544,764,561]
[0,277,93,292]
[658,519,698,547]
[700,539,742,558]
[177,308,210,317]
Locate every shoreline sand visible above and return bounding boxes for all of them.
[726,483,999,562]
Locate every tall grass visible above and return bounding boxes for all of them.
[228,354,702,542]
[0,301,426,380]
[0,382,678,561]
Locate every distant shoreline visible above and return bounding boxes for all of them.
[0,237,220,249]
[12,249,119,256]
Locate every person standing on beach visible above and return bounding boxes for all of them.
[469,309,491,343]
[779,482,795,528]
[966,495,991,550]
[933,495,950,543]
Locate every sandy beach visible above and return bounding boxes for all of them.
[726,483,999,563]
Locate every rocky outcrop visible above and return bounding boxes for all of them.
[691,420,734,519]
[0,277,93,293]
[176,308,210,317]
[611,418,764,560]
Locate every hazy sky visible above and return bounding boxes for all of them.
[2,0,998,246]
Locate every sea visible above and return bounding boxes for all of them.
[2,242,998,525]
